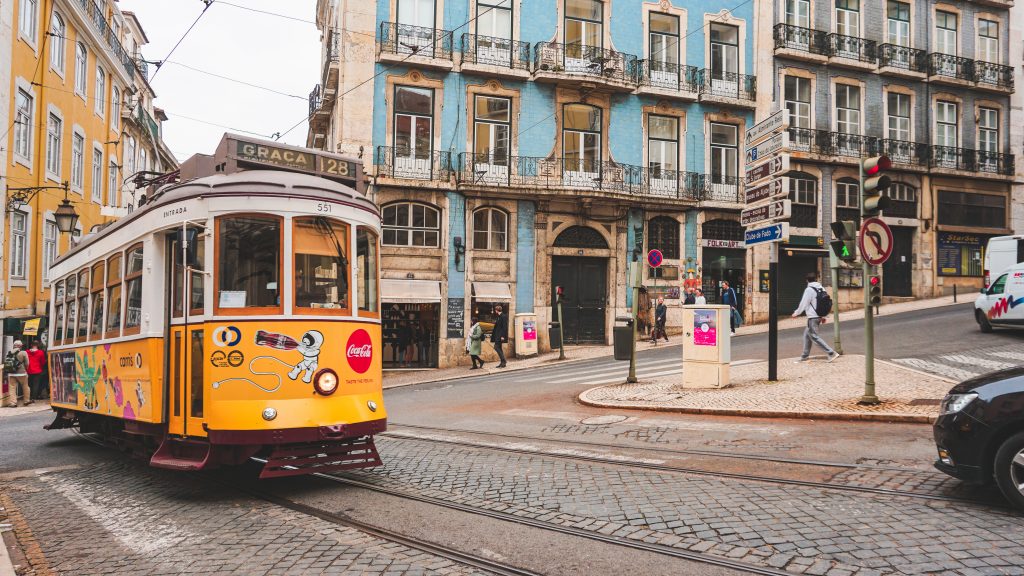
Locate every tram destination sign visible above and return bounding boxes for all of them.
[741,199,791,227]
[744,154,790,184]
[745,132,788,164]
[745,110,789,145]
[744,177,789,204]
[219,135,362,190]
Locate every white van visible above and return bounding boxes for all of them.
[975,262,1024,332]
[984,235,1024,287]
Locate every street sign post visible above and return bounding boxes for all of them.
[741,199,791,227]
[745,132,788,164]
[858,217,894,266]
[744,222,790,246]
[745,109,790,145]
[745,154,790,184]
[744,177,788,204]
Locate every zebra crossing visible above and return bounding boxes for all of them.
[892,344,1024,381]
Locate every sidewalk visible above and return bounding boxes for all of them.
[579,354,956,423]
[0,401,50,420]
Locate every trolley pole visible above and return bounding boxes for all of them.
[829,251,843,355]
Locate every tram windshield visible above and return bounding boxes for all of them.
[294,217,349,310]
[217,216,281,310]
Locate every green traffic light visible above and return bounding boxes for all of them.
[841,245,850,258]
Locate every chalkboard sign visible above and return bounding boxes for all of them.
[446,298,465,338]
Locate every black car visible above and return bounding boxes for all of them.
[934,366,1024,510]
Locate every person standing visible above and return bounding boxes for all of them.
[26,341,47,400]
[491,305,508,368]
[652,297,668,343]
[417,323,432,367]
[467,317,484,369]
[637,286,652,337]
[4,341,31,407]
[721,281,738,334]
[397,319,413,368]
[683,288,696,305]
[791,272,839,362]
[694,288,707,305]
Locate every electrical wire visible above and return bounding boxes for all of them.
[163,61,307,100]
[149,0,216,83]
[164,111,277,138]
[214,1,316,25]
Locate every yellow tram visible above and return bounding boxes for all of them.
[45,135,386,478]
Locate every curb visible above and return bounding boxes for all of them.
[383,348,614,389]
[0,532,16,576]
[875,358,958,385]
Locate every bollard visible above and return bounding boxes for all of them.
[953,285,957,303]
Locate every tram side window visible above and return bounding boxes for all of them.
[357,227,379,315]
[294,217,349,311]
[64,274,76,345]
[76,269,89,341]
[124,244,144,332]
[90,262,104,339]
[106,253,122,337]
[53,280,65,344]
[217,216,280,310]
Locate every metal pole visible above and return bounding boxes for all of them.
[628,264,639,383]
[829,250,843,354]
[768,243,778,381]
[859,159,879,404]
[557,296,565,360]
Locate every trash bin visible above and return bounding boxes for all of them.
[548,321,562,350]
[613,315,634,361]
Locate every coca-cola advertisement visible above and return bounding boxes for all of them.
[346,329,373,374]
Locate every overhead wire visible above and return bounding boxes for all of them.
[149,0,216,83]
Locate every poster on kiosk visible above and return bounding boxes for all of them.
[681,305,731,388]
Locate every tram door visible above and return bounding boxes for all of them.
[167,233,207,438]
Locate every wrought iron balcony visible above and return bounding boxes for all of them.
[787,127,831,154]
[533,42,638,84]
[877,44,927,73]
[875,139,929,167]
[928,53,973,82]
[379,22,454,60]
[76,0,136,79]
[695,69,756,103]
[636,60,699,94]
[974,61,1014,91]
[376,146,454,181]
[976,151,1015,175]
[308,85,325,119]
[698,174,745,203]
[827,33,876,62]
[790,204,818,228]
[461,34,531,69]
[773,24,829,56]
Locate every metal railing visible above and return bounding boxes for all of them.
[773,24,829,55]
[928,53,973,81]
[877,44,927,72]
[695,69,756,101]
[379,22,454,60]
[308,85,323,119]
[636,60,699,92]
[788,127,835,154]
[974,61,1014,90]
[827,33,876,62]
[930,145,974,171]
[134,57,149,79]
[532,42,638,82]
[461,34,531,69]
[976,151,1015,175]
[136,106,160,143]
[698,174,745,203]
[77,0,136,78]
[875,138,929,167]
[375,146,454,181]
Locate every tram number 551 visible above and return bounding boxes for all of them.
[315,202,332,213]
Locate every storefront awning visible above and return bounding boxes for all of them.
[381,279,441,303]
[472,282,512,301]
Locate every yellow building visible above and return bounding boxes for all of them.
[3,0,176,343]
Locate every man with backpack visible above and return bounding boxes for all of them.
[791,272,839,363]
[4,340,32,407]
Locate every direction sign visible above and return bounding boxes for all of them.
[744,222,790,246]
[858,217,894,266]
[647,249,663,268]
[741,199,791,227]
[744,154,790,184]
[745,132,788,164]
[745,110,789,145]
[744,177,789,204]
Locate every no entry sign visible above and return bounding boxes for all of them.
[647,249,663,268]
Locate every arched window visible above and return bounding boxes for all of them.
[835,177,859,208]
[562,103,601,173]
[889,182,915,202]
[95,66,106,115]
[553,225,609,249]
[382,202,440,247]
[648,216,679,259]
[111,86,121,131]
[701,219,744,242]
[75,43,87,95]
[789,171,818,205]
[472,207,508,251]
[50,13,65,72]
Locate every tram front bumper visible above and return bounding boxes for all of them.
[206,417,387,445]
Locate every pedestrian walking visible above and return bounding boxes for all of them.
[26,341,46,400]
[721,281,739,334]
[467,317,484,369]
[4,341,31,407]
[694,288,707,305]
[791,272,839,363]
[683,288,696,305]
[652,297,668,343]
[637,287,651,337]
[491,304,508,368]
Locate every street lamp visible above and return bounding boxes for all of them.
[53,197,79,234]
[6,182,79,234]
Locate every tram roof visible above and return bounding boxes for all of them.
[56,169,378,265]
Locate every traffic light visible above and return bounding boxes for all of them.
[861,155,892,216]
[830,220,858,262]
[868,274,882,306]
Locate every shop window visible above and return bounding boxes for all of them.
[124,244,145,332]
[383,303,438,369]
[90,262,105,339]
[357,227,379,316]
[382,202,440,247]
[294,217,350,312]
[472,207,508,251]
[106,252,122,337]
[701,219,744,242]
[216,216,281,312]
[937,191,1005,229]
[648,216,680,260]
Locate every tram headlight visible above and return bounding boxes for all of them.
[313,369,339,396]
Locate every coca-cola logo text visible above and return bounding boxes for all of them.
[346,329,373,373]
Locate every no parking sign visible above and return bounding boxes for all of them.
[647,249,663,268]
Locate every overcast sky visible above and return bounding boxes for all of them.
[119,0,320,161]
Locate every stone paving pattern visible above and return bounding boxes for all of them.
[0,461,492,576]
[352,436,1024,576]
[580,355,955,422]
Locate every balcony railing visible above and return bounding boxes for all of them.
[379,22,453,60]
[325,31,340,63]
[308,85,323,118]
[875,138,929,167]
[533,42,638,83]
[461,34,531,69]
[636,60,699,93]
[134,57,149,80]
[928,53,973,81]
[773,24,829,55]
[930,146,974,171]
[136,106,160,143]
[788,127,831,154]
[695,69,756,102]
[976,151,1015,175]
[791,204,818,228]
[376,146,454,181]
[76,0,136,78]
[827,33,876,62]
[974,61,1014,90]
[699,174,745,203]
[877,44,927,73]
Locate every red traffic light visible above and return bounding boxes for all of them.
[869,276,881,286]
[863,155,891,176]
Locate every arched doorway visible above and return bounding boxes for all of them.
[552,226,609,344]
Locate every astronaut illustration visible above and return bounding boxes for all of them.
[288,330,324,383]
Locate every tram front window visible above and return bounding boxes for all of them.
[294,217,349,311]
[217,216,281,310]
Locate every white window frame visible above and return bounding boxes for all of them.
[382,202,442,247]
[785,0,810,27]
[74,42,88,98]
[108,161,119,206]
[836,178,859,209]
[835,0,860,38]
[9,210,29,284]
[92,145,104,203]
[19,0,39,47]
[935,11,957,56]
[49,12,66,76]
[792,177,818,205]
[835,84,861,135]
[886,92,911,142]
[977,19,998,64]
[647,114,679,174]
[124,135,136,177]
[111,86,121,132]
[45,106,63,182]
[935,101,958,147]
[42,219,58,284]
[886,1,910,47]
[94,65,106,117]
[889,182,915,203]
[472,206,509,251]
[13,83,35,166]
[784,75,812,149]
[71,128,85,192]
